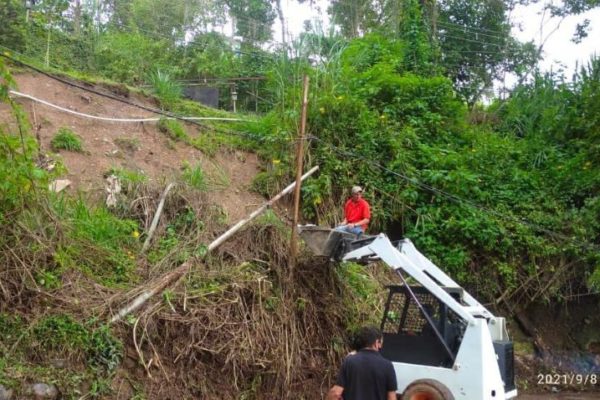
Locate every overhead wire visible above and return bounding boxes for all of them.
[435,20,510,41]
[9,90,250,122]
[308,136,600,254]
[0,52,294,146]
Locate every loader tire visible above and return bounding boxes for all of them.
[402,379,454,400]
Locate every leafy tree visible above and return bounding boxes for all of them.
[327,0,380,38]
[398,0,437,74]
[545,0,600,42]
[0,0,27,53]
[436,0,537,106]
[94,31,174,83]
[225,0,276,44]
[182,32,240,78]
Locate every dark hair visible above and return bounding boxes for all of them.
[351,326,383,350]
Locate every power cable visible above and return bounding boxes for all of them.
[0,52,293,146]
[439,33,505,48]
[9,90,250,122]
[436,20,510,41]
[309,136,600,254]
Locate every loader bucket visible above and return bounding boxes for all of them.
[297,225,355,257]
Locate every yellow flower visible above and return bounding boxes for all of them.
[132,230,140,238]
[336,96,344,100]
[319,107,325,114]
[272,159,281,165]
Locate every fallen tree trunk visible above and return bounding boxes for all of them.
[109,165,319,324]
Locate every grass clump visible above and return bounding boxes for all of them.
[106,167,147,185]
[113,137,140,153]
[158,118,188,142]
[51,127,83,152]
[182,162,207,191]
[336,262,385,330]
[50,196,140,287]
[190,133,220,156]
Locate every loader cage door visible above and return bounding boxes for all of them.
[380,285,466,368]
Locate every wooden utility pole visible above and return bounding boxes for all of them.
[289,75,310,271]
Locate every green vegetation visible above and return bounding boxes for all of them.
[148,69,182,110]
[182,162,207,191]
[1,0,600,397]
[49,196,140,286]
[157,118,188,142]
[0,312,122,396]
[50,128,83,152]
[107,167,148,185]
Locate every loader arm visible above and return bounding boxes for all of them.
[342,234,511,341]
[343,234,476,324]
[341,233,516,399]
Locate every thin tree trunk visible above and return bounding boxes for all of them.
[74,0,81,36]
[274,0,286,44]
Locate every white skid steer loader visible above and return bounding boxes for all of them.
[298,226,517,400]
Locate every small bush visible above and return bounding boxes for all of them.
[87,325,123,372]
[51,128,83,152]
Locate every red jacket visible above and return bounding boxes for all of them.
[344,198,371,231]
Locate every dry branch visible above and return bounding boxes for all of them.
[141,183,175,254]
[109,165,319,324]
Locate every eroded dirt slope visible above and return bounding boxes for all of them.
[2,72,264,223]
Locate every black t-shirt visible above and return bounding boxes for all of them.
[335,349,398,400]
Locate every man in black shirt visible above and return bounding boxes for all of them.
[328,326,398,400]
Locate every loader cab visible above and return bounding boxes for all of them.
[380,285,467,368]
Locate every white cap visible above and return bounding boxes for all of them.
[351,186,363,194]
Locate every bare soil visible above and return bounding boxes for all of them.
[3,72,264,223]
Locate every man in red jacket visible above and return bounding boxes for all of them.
[335,185,371,238]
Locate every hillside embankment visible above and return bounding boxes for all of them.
[0,71,598,399]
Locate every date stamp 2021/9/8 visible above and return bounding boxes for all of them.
[537,373,598,386]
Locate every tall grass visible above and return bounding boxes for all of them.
[148,69,182,110]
